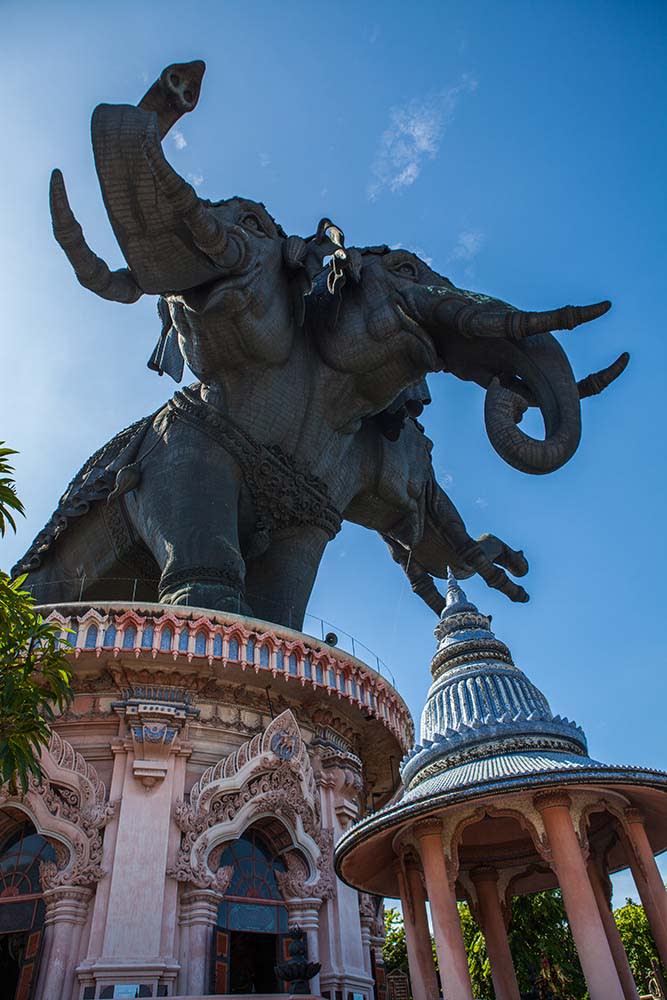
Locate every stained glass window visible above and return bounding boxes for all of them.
[160,627,173,652]
[141,625,154,649]
[179,629,189,652]
[315,662,323,685]
[0,823,54,934]
[246,638,255,662]
[228,636,239,660]
[303,656,313,680]
[122,626,137,649]
[103,625,117,648]
[259,645,270,667]
[84,624,98,649]
[213,634,223,657]
[288,654,298,676]
[194,632,207,656]
[219,831,285,901]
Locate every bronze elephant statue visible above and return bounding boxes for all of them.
[15,60,628,628]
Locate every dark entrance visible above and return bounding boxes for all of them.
[0,933,27,998]
[229,930,279,993]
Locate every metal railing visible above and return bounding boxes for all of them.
[28,575,398,690]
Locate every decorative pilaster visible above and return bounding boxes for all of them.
[37,886,93,1000]
[534,791,624,1000]
[178,888,223,997]
[285,897,323,995]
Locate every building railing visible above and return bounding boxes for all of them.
[26,575,398,688]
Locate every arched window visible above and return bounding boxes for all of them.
[275,650,284,670]
[228,636,239,660]
[0,818,55,989]
[178,629,189,652]
[194,632,207,656]
[103,624,117,648]
[219,831,286,901]
[246,637,255,662]
[69,624,79,646]
[350,678,358,699]
[303,656,313,680]
[259,645,270,667]
[288,653,298,676]
[315,662,324,685]
[84,624,98,649]
[213,634,223,657]
[338,673,347,694]
[328,667,336,688]
[160,627,173,652]
[141,625,154,649]
[122,625,137,649]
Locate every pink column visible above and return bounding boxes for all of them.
[471,867,520,1000]
[394,860,439,1000]
[179,888,221,996]
[535,791,624,1000]
[37,886,93,1000]
[415,819,473,1000]
[621,807,667,968]
[587,858,639,1000]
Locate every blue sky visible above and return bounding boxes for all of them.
[2,1,666,901]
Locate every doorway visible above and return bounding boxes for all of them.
[0,932,27,999]
[229,930,279,993]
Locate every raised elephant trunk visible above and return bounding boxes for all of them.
[49,59,252,299]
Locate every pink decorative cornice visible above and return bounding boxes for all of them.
[44,603,413,751]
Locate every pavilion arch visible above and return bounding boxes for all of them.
[0,730,113,889]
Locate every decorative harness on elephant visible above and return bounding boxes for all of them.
[166,386,342,556]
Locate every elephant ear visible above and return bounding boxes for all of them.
[147,298,185,382]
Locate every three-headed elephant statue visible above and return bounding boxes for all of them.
[14,60,629,629]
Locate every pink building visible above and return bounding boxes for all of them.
[0,603,412,999]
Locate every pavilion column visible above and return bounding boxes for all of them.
[415,819,474,1000]
[471,867,520,1000]
[178,888,221,996]
[38,886,93,1000]
[587,857,639,1000]
[535,791,624,1000]
[620,807,667,968]
[394,859,439,1000]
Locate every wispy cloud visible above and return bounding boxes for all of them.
[391,242,434,267]
[187,172,204,188]
[172,129,188,151]
[474,496,488,509]
[450,229,485,263]
[259,152,271,169]
[368,75,477,199]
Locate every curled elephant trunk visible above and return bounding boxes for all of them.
[412,284,616,475]
[483,333,582,474]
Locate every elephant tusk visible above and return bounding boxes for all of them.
[49,169,143,304]
[143,140,250,272]
[577,351,629,398]
[509,300,611,339]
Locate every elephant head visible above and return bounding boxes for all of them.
[49,60,345,382]
[311,246,628,474]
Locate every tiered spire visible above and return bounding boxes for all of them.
[400,572,588,791]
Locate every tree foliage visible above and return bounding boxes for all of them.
[614,898,666,994]
[383,907,409,974]
[0,446,72,791]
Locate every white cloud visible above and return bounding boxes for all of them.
[187,172,204,188]
[259,152,271,169]
[474,496,488,509]
[368,75,477,199]
[172,129,187,151]
[450,229,485,263]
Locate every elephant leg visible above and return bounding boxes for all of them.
[125,433,250,615]
[244,525,330,630]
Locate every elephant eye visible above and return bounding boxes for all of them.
[393,260,419,279]
[240,213,269,236]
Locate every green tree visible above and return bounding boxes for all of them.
[383,907,409,974]
[614,898,666,994]
[0,444,72,791]
[507,890,585,999]
[459,901,492,998]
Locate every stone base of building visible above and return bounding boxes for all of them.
[0,603,410,1000]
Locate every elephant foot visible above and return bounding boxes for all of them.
[159,568,252,616]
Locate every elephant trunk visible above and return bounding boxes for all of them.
[91,102,250,294]
[483,334,581,474]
